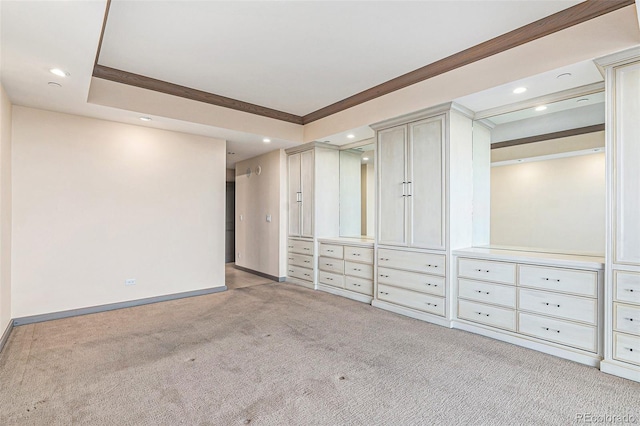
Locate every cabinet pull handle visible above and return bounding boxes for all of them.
[625,317,636,322]
[288,257,294,260]
[475,312,489,317]
[380,258,389,261]
[475,269,490,273]
[542,327,561,333]
[379,274,389,278]
[625,347,634,352]
[289,270,294,273]
[288,246,294,249]
[426,302,437,307]
[544,302,561,308]
[543,278,561,282]
[427,283,438,287]
[402,182,406,197]
[327,249,333,252]
[304,248,310,251]
[327,278,333,281]
[304,273,310,277]
[475,290,489,294]
[427,264,438,268]
[304,260,310,263]
[380,291,389,295]
[626,289,635,293]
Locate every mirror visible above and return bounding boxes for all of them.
[339,140,375,238]
[472,91,605,256]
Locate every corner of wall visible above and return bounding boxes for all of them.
[0,83,13,335]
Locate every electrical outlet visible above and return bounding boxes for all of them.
[125,278,136,286]
[237,252,241,259]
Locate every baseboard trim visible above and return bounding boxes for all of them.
[317,284,373,304]
[0,320,13,353]
[600,360,640,383]
[234,265,285,282]
[13,286,228,326]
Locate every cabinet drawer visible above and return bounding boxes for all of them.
[318,243,344,259]
[518,288,597,325]
[614,332,640,366]
[458,279,516,308]
[288,239,314,255]
[344,246,374,263]
[614,303,640,336]
[287,253,313,268]
[318,257,344,274]
[458,258,515,285]
[518,312,597,353]
[287,265,313,282]
[615,271,640,305]
[518,265,597,297]
[458,299,516,331]
[378,284,444,316]
[378,248,445,276]
[345,276,373,296]
[344,261,373,280]
[378,267,444,297]
[318,270,344,288]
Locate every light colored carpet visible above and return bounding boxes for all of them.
[225,263,275,290]
[0,282,638,425]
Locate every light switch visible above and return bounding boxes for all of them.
[266,214,272,222]
[240,214,243,221]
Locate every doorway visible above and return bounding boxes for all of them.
[225,181,235,263]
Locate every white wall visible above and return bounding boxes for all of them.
[0,85,12,332]
[235,149,287,278]
[11,107,226,318]
[491,152,605,255]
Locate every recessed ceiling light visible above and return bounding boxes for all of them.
[263,138,271,143]
[139,116,152,122]
[513,87,527,94]
[535,106,547,112]
[49,68,68,77]
[47,82,61,88]
[557,72,572,79]
[577,98,589,103]
[362,157,369,161]
[347,134,355,139]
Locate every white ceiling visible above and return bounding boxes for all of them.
[4,0,633,169]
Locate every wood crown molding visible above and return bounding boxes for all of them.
[491,123,605,150]
[92,0,634,126]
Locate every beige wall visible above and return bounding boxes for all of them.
[0,85,12,332]
[491,152,605,255]
[11,107,226,318]
[235,149,287,278]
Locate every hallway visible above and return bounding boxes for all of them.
[224,263,277,290]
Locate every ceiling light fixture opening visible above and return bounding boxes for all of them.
[362,157,369,161]
[50,68,68,77]
[347,134,355,139]
[263,138,271,143]
[535,106,547,112]
[513,87,527,94]
[139,116,152,122]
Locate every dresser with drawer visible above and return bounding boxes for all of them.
[286,238,315,289]
[453,248,604,367]
[611,271,640,368]
[317,239,374,303]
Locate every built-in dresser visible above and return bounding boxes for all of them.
[317,238,375,303]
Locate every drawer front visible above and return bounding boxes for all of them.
[287,253,313,268]
[458,279,516,308]
[518,265,597,297]
[615,271,640,305]
[458,258,515,285]
[378,248,445,276]
[378,284,444,316]
[318,270,344,288]
[614,332,640,366]
[345,276,373,296]
[344,246,374,263]
[458,299,516,331]
[518,312,597,353]
[344,261,373,280]
[518,288,597,325]
[288,239,314,255]
[287,265,313,282]
[318,257,344,274]
[378,267,445,297]
[614,303,640,336]
[318,243,344,259]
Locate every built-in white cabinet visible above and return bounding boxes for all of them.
[377,115,445,250]
[285,143,340,289]
[317,239,374,303]
[454,249,604,367]
[597,47,640,383]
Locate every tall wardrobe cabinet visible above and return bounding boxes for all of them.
[285,143,340,289]
[372,103,474,326]
[597,47,640,383]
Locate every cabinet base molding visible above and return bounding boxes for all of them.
[372,300,452,328]
[600,360,640,383]
[317,284,373,304]
[285,277,315,290]
[453,319,601,367]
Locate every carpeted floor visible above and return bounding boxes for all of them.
[0,281,638,425]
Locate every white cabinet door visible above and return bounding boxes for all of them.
[378,125,407,246]
[288,153,301,237]
[614,62,640,266]
[408,115,445,250]
[301,149,314,238]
